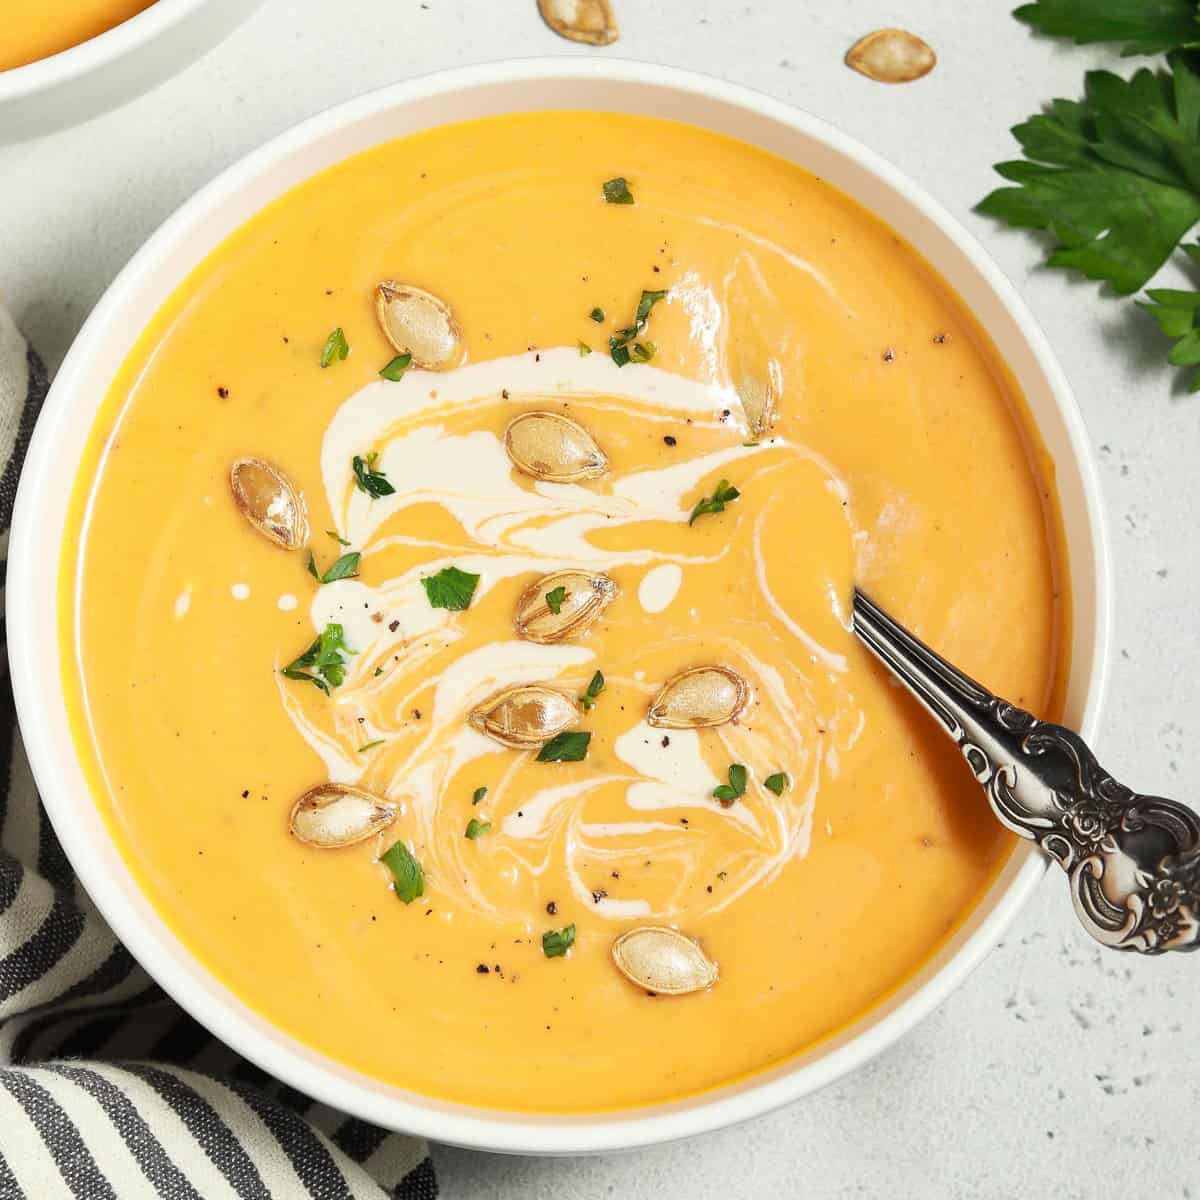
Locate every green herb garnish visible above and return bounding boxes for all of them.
[542,924,576,957]
[577,340,592,357]
[421,565,480,611]
[713,763,748,805]
[763,772,789,796]
[380,839,424,903]
[545,585,567,614]
[352,452,395,499]
[536,731,591,763]
[281,623,353,694]
[602,177,634,204]
[308,550,361,584]
[609,288,667,367]
[472,786,488,805]
[465,818,492,840]
[1141,250,1200,389]
[580,670,604,711]
[379,353,413,381]
[320,326,349,368]
[359,739,386,753]
[689,478,740,525]
[326,529,351,546]
[1014,0,1200,56]
[589,307,605,322]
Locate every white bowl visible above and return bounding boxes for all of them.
[8,59,1110,1154]
[0,0,264,142]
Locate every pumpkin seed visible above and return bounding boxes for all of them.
[468,685,580,749]
[537,0,618,45]
[504,411,608,482]
[611,926,718,995]
[230,457,309,550]
[735,369,777,437]
[845,29,936,84]
[514,570,618,643]
[289,784,398,848]
[647,665,749,729]
[374,282,462,370]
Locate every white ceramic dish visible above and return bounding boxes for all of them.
[0,0,263,142]
[8,59,1110,1154]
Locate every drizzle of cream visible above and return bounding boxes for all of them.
[278,594,298,612]
[231,583,250,601]
[638,563,683,614]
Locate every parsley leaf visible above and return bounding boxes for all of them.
[380,840,424,903]
[326,529,350,546]
[589,307,605,322]
[1141,245,1200,388]
[421,565,480,611]
[307,550,360,584]
[763,771,789,796]
[689,478,740,525]
[977,55,1200,294]
[542,924,576,957]
[536,731,591,762]
[580,670,604,710]
[465,818,492,840]
[609,288,667,367]
[379,353,413,381]
[1014,0,1200,56]
[577,340,592,357]
[472,786,488,805]
[713,763,748,805]
[602,177,634,204]
[320,326,349,368]
[359,739,386,753]
[545,585,567,614]
[352,453,396,499]
[281,623,353,693]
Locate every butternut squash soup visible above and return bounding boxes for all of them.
[62,112,1069,1112]
[1,0,156,71]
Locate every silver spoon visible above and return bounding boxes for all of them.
[851,588,1199,954]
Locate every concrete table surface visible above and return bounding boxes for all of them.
[1,2,1196,1197]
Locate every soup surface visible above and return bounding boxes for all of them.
[63,112,1068,1111]
[1,0,156,71]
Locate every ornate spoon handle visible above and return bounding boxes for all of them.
[852,588,1199,954]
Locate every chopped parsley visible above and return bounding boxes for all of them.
[465,818,492,840]
[352,452,395,499]
[380,839,424,903]
[536,731,591,763]
[589,307,605,322]
[580,670,604,711]
[689,478,740,525]
[326,529,351,546]
[281,623,353,694]
[421,565,480,611]
[358,739,386,753]
[763,771,789,796]
[577,340,592,357]
[379,353,413,381]
[472,786,488,806]
[320,326,349,368]
[713,763,748,805]
[602,176,634,204]
[545,585,567,614]
[542,924,576,957]
[307,550,360,584]
[610,288,667,367]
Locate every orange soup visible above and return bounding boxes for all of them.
[62,112,1068,1111]
[1,0,156,71]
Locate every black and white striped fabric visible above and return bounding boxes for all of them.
[0,305,437,1199]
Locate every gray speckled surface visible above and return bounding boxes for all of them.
[1,2,1197,1196]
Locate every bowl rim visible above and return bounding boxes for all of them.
[7,56,1112,1154]
[0,0,207,100]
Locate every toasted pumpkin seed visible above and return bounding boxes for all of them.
[845,29,936,84]
[289,784,397,848]
[230,457,309,550]
[469,685,580,749]
[538,0,618,45]
[514,570,618,643]
[612,926,718,995]
[647,665,749,729]
[504,411,608,482]
[734,369,777,437]
[374,282,462,370]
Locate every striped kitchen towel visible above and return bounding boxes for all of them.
[0,303,437,1199]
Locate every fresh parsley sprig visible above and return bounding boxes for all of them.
[352,453,395,499]
[421,565,480,611]
[689,479,739,525]
[379,353,412,381]
[580,670,604,711]
[320,327,349,368]
[380,840,424,903]
[1141,248,1200,389]
[1014,0,1200,56]
[542,924,576,957]
[713,763,747,806]
[307,550,360,584]
[537,731,591,762]
[610,288,666,367]
[281,623,353,694]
